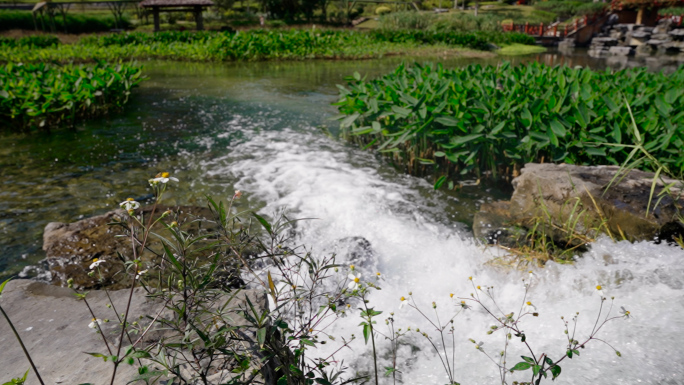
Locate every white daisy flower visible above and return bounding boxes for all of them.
[348,272,361,290]
[88,318,102,330]
[399,296,408,309]
[149,172,179,186]
[119,198,140,211]
[135,270,148,279]
[89,258,105,270]
[596,285,605,299]
[524,301,537,313]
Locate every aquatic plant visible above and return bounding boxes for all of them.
[0,62,144,131]
[0,29,535,64]
[334,62,684,187]
[0,35,60,49]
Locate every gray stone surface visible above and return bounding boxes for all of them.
[0,280,270,385]
[592,37,619,46]
[635,44,653,56]
[670,28,684,41]
[0,280,160,384]
[608,46,634,56]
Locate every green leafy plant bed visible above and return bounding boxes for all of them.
[334,62,684,187]
[0,29,534,63]
[0,62,144,132]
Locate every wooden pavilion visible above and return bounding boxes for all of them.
[139,0,214,31]
[611,0,684,26]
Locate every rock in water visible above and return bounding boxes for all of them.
[474,163,684,247]
[43,205,218,289]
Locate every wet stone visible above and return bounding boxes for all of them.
[472,163,684,248]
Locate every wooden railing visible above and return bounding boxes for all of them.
[501,10,608,38]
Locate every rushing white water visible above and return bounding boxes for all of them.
[198,114,684,385]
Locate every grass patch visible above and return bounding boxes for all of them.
[497,43,546,55]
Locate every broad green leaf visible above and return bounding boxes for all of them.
[510,362,532,372]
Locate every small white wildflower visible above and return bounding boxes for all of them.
[524,301,537,313]
[88,318,102,329]
[119,198,140,211]
[399,296,407,310]
[596,285,605,298]
[89,258,105,270]
[348,272,361,290]
[149,172,179,186]
[620,306,631,318]
[135,270,148,279]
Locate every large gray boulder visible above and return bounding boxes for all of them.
[474,163,684,246]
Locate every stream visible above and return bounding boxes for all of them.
[1,50,683,384]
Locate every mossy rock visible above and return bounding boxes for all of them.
[43,205,238,290]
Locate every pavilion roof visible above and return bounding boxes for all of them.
[139,0,213,7]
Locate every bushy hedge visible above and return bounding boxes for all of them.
[534,1,607,20]
[0,10,131,33]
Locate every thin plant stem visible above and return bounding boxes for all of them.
[0,304,46,385]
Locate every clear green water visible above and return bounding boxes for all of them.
[0,50,658,280]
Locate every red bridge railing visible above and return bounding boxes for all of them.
[501,10,608,38]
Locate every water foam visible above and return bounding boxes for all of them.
[203,116,684,384]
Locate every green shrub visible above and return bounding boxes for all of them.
[659,7,684,16]
[0,62,144,131]
[0,10,131,33]
[429,13,502,32]
[379,11,437,30]
[335,62,684,181]
[575,2,608,16]
[533,1,605,20]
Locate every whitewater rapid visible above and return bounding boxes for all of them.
[198,116,684,385]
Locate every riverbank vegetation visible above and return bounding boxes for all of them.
[0,62,144,132]
[0,29,533,64]
[335,62,684,186]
